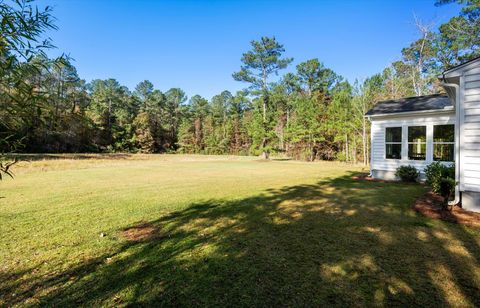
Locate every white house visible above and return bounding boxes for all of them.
[366,56,480,212]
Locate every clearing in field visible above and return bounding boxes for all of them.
[1,155,480,306]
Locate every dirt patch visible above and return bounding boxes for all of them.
[413,192,480,228]
[120,222,160,242]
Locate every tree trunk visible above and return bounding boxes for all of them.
[71,92,76,114]
[346,134,349,163]
[260,91,270,159]
[260,135,270,159]
[311,142,317,162]
[194,118,203,151]
[263,98,267,123]
[353,135,357,164]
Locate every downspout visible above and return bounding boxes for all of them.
[365,115,373,177]
[440,80,461,206]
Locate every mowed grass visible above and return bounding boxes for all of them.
[1,154,480,306]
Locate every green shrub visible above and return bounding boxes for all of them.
[335,152,346,162]
[439,177,456,201]
[424,162,455,194]
[395,165,419,182]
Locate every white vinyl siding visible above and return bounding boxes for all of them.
[461,64,480,192]
[370,58,480,191]
[370,113,455,175]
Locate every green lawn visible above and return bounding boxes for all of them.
[1,154,480,306]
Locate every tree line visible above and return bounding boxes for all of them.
[0,0,479,163]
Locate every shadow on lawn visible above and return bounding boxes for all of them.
[3,173,480,306]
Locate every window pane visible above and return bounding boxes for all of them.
[408,126,426,142]
[386,127,402,142]
[386,144,402,159]
[434,125,454,143]
[408,143,426,160]
[434,144,454,161]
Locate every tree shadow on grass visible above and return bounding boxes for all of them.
[3,173,480,306]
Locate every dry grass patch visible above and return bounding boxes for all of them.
[120,222,161,242]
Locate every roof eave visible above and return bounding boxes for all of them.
[442,56,480,78]
[365,107,455,119]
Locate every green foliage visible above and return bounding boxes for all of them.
[232,36,293,90]
[1,0,479,165]
[134,80,154,105]
[0,0,57,61]
[177,121,195,154]
[0,3,59,139]
[424,162,455,194]
[424,162,456,208]
[0,0,59,178]
[296,58,341,94]
[439,177,456,201]
[233,36,292,158]
[132,112,155,153]
[395,165,420,182]
[435,0,480,66]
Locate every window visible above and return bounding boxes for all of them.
[434,124,454,161]
[385,127,402,159]
[408,126,426,160]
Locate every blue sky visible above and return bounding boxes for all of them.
[37,0,460,100]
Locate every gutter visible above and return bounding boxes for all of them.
[440,80,461,206]
[365,115,373,177]
[365,108,454,119]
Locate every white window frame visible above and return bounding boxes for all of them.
[385,126,402,160]
[433,124,455,162]
[408,126,427,161]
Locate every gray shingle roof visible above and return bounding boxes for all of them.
[365,94,453,116]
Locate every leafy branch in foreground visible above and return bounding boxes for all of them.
[0,135,23,180]
[0,157,17,180]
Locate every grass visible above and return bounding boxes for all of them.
[1,154,480,306]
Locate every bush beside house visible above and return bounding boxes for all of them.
[424,162,456,208]
[395,165,419,182]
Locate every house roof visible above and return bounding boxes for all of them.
[442,55,480,76]
[365,94,453,116]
